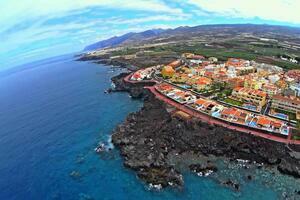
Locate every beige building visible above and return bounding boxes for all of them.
[231,87,267,107]
[271,95,300,117]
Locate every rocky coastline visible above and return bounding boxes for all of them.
[110,73,300,190]
[76,54,300,191]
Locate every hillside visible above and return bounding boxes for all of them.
[81,24,300,70]
[84,24,300,51]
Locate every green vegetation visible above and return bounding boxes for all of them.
[270,60,299,70]
[111,48,140,56]
[109,38,300,69]
[292,135,300,140]
[224,98,243,106]
[274,108,296,120]
[296,121,300,130]
[217,89,233,99]
[211,82,225,91]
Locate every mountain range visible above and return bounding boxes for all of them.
[84,24,300,51]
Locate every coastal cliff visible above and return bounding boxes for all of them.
[111,75,300,188]
[111,72,155,98]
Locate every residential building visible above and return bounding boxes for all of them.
[131,72,142,81]
[226,58,249,68]
[261,83,280,96]
[287,70,300,83]
[192,77,212,91]
[231,87,267,107]
[290,83,300,96]
[271,95,300,116]
[268,74,281,84]
[227,77,245,89]
[191,67,205,76]
[170,73,188,83]
[244,78,266,90]
[208,57,218,63]
[161,66,175,78]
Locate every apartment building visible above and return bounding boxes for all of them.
[271,95,300,116]
[231,87,267,107]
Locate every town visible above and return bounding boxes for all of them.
[128,53,300,143]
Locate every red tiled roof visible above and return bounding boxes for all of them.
[273,94,300,104]
[233,87,267,97]
[222,107,238,116]
[158,84,173,91]
[195,99,207,105]
[132,72,141,78]
[257,117,271,126]
[195,77,211,85]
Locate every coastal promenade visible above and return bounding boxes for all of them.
[123,72,300,145]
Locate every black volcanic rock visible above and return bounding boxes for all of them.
[111,90,300,188]
[110,72,155,98]
[222,180,240,191]
[278,159,300,178]
[189,163,218,174]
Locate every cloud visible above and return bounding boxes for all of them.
[188,0,300,24]
[1,0,300,69]
[0,0,183,28]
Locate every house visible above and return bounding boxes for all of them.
[275,79,288,90]
[170,73,188,83]
[194,99,207,110]
[194,99,216,112]
[287,70,300,83]
[256,116,284,132]
[182,53,195,59]
[156,83,174,93]
[221,107,239,121]
[189,55,205,65]
[257,117,272,129]
[227,66,237,78]
[268,74,281,84]
[244,78,265,90]
[213,71,228,82]
[173,91,196,103]
[161,65,175,78]
[290,83,300,96]
[231,87,267,107]
[191,67,205,76]
[208,57,218,63]
[131,72,142,81]
[227,77,245,89]
[236,66,255,75]
[261,83,280,96]
[226,58,249,68]
[192,77,212,91]
[204,71,214,78]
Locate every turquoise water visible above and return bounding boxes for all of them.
[0,55,298,200]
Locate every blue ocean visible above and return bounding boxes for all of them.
[0,55,299,200]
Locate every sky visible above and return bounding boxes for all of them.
[0,0,300,70]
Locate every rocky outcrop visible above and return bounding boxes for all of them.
[112,93,300,188]
[278,159,300,178]
[110,72,155,98]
